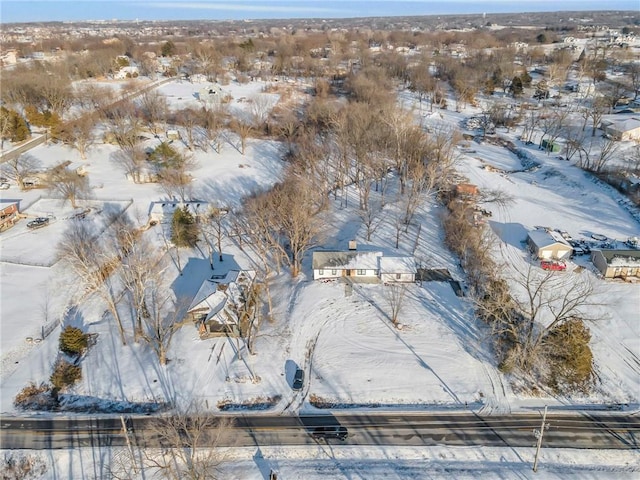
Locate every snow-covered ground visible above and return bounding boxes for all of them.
[1,76,639,477]
[8,445,640,480]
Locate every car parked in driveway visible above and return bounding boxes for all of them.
[540,260,566,271]
[292,368,304,391]
[311,426,348,441]
[27,217,50,229]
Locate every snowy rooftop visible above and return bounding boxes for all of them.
[595,249,640,266]
[148,200,209,220]
[312,250,383,270]
[379,256,417,274]
[527,229,572,249]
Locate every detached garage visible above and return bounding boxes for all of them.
[527,230,573,260]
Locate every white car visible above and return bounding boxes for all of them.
[0,183,10,190]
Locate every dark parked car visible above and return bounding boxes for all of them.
[292,368,304,391]
[311,426,348,441]
[27,217,50,229]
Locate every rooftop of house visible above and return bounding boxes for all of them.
[594,249,640,265]
[379,256,417,274]
[312,250,383,270]
[527,229,572,249]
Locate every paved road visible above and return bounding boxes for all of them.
[1,412,638,450]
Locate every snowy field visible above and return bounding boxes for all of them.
[1,74,639,477]
[7,445,639,480]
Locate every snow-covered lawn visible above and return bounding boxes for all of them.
[7,445,639,480]
[1,77,638,422]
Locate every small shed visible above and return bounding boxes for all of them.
[379,256,417,283]
[454,183,479,197]
[591,249,640,279]
[527,230,573,260]
[540,139,561,152]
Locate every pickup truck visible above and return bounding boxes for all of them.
[540,260,566,271]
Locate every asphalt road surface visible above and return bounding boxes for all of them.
[1,412,638,450]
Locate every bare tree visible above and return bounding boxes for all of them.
[249,94,276,128]
[385,284,407,327]
[588,136,620,173]
[142,282,184,366]
[1,153,41,190]
[57,219,128,345]
[200,205,229,269]
[231,119,253,155]
[139,90,169,135]
[110,403,232,480]
[52,115,97,159]
[478,264,598,373]
[158,168,193,203]
[111,144,148,183]
[46,168,91,208]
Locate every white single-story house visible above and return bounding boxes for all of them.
[312,249,417,283]
[600,116,640,141]
[591,249,640,279]
[313,250,383,281]
[527,230,573,260]
[148,200,209,224]
[187,269,256,338]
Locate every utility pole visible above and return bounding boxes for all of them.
[532,405,549,472]
[120,415,138,474]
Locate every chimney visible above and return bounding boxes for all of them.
[348,240,357,251]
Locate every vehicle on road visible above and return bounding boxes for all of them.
[27,217,50,229]
[292,368,304,391]
[311,426,348,441]
[540,260,566,271]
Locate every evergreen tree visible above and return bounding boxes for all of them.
[171,206,199,248]
[161,40,176,57]
[510,76,524,97]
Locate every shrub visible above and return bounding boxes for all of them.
[1,452,47,479]
[50,360,82,392]
[59,326,89,357]
[544,317,594,393]
[13,382,55,410]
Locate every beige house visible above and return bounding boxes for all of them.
[591,250,640,279]
[527,230,573,260]
[601,117,640,141]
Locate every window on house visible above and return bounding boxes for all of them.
[318,269,324,275]
[396,273,402,280]
[331,269,337,276]
[357,269,366,275]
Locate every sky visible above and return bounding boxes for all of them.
[0,0,638,24]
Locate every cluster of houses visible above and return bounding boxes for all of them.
[527,228,640,279]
